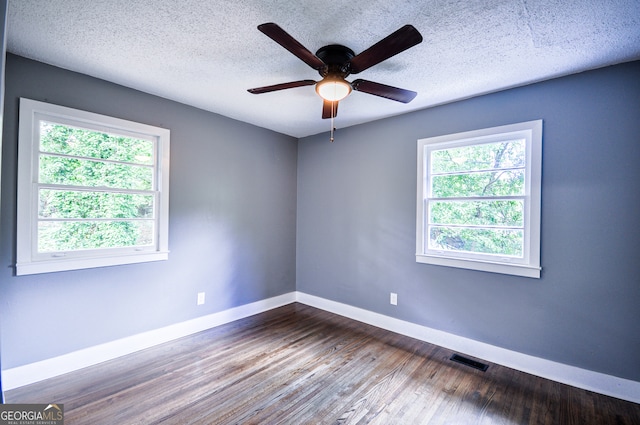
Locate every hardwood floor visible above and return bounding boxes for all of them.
[6,303,640,424]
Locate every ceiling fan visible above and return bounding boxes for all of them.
[248,23,423,121]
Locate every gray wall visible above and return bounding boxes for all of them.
[0,54,298,368]
[297,61,640,382]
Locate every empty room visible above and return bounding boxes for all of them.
[1,1,639,424]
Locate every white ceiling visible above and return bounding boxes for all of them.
[6,0,640,138]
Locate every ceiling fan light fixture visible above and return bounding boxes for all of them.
[316,77,352,101]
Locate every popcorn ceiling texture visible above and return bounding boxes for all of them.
[7,0,640,137]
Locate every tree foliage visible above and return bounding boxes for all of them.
[428,140,526,256]
[37,123,155,252]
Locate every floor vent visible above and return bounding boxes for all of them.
[450,353,489,372]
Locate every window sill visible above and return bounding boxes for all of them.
[16,251,169,276]
[416,254,540,278]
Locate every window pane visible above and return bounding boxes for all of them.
[40,122,154,165]
[431,169,524,198]
[38,220,154,252]
[429,226,523,257]
[431,139,525,173]
[39,189,154,219]
[39,154,153,190]
[429,200,524,227]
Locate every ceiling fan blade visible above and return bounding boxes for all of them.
[322,100,339,119]
[258,23,326,71]
[352,79,417,103]
[248,80,316,94]
[349,25,423,74]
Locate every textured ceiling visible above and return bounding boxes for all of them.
[6,0,640,138]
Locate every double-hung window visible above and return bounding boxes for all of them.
[17,98,170,275]
[416,120,542,278]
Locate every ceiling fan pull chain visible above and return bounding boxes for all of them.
[330,104,336,142]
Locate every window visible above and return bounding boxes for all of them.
[416,120,542,278]
[17,98,170,275]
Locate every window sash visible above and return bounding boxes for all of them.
[34,184,159,256]
[426,195,527,260]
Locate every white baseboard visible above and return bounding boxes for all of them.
[295,292,640,404]
[4,291,639,404]
[2,292,296,391]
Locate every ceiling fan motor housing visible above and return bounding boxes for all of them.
[315,45,355,78]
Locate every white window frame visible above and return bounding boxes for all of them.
[17,98,170,275]
[416,120,542,278]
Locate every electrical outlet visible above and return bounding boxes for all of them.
[390,292,398,306]
[197,292,206,305]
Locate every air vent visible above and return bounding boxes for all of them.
[449,353,489,372]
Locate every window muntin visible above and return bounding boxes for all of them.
[17,98,170,275]
[416,121,542,278]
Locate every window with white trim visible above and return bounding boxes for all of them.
[17,98,170,275]
[416,120,542,278]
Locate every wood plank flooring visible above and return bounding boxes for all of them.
[6,303,640,424]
